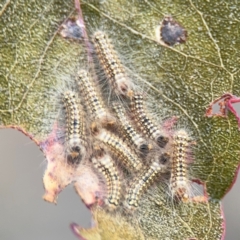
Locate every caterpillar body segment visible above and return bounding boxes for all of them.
[170,129,191,202]
[125,154,169,209]
[93,31,133,98]
[92,150,121,209]
[94,128,143,171]
[77,70,116,127]
[62,91,87,165]
[112,102,152,157]
[131,94,169,148]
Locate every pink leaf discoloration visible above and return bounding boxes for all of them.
[40,123,103,206]
[206,93,240,130]
[70,223,88,240]
[74,171,105,208]
[220,203,226,240]
[224,164,240,197]
[162,115,179,133]
[74,0,93,63]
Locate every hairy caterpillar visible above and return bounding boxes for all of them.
[170,129,191,202]
[94,128,143,171]
[112,102,152,157]
[92,149,121,209]
[93,31,133,98]
[77,69,115,127]
[125,153,170,209]
[62,91,87,165]
[131,93,169,148]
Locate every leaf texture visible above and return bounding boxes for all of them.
[1,0,239,239]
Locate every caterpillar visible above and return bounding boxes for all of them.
[62,91,87,165]
[94,128,143,171]
[125,153,170,209]
[112,102,152,157]
[131,93,169,148]
[77,69,115,127]
[170,129,191,202]
[93,31,133,98]
[92,149,121,209]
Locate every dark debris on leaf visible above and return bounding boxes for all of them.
[159,16,187,46]
[60,17,83,41]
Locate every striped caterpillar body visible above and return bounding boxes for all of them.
[94,128,143,171]
[77,70,115,126]
[170,129,191,202]
[62,91,87,165]
[131,94,169,148]
[125,153,170,209]
[92,151,121,209]
[112,102,151,157]
[93,31,133,98]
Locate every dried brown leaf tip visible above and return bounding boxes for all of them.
[157,16,187,46]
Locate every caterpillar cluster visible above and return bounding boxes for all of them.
[60,31,196,211]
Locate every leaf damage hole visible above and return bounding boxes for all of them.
[156,16,188,46]
[59,17,84,41]
[206,93,240,130]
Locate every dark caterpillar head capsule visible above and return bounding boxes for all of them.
[139,143,150,155]
[66,145,84,165]
[157,135,169,148]
[159,152,171,165]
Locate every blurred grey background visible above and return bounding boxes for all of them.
[0,126,239,240]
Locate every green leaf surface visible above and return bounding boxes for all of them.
[0,0,86,139]
[74,191,223,240]
[1,0,239,239]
